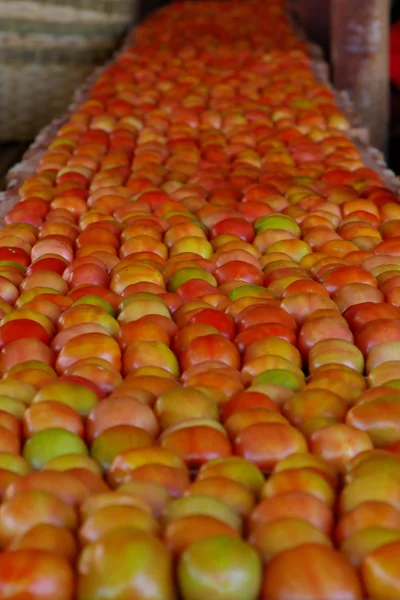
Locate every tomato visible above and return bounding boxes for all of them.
[261,544,362,600]
[0,550,74,599]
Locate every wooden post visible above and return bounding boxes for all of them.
[331,0,390,152]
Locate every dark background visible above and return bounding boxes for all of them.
[391,1,400,173]
[139,0,170,21]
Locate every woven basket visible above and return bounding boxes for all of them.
[0,0,138,141]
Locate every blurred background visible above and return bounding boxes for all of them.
[0,0,398,186]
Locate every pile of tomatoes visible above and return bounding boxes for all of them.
[0,0,399,598]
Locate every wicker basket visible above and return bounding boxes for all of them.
[0,0,139,141]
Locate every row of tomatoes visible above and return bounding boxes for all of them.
[2,448,400,600]
[0,0,400,598]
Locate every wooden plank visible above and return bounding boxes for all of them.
[331,0,390,152]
